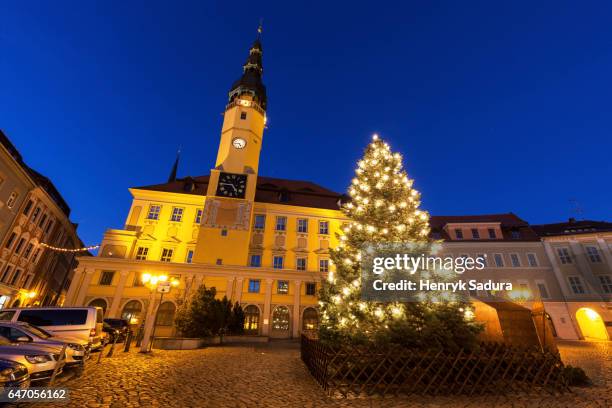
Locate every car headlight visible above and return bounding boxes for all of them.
[25,355,52,364]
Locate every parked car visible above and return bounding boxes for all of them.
[0,322,88,366]
[0,307,104,350]
[0,358,30,388]
[0,337,65,382]
[103,318,131,343]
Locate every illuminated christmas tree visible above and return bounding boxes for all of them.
[318,135,481,349]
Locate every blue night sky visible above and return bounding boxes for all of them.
[1,1,611,246]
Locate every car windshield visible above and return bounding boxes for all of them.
[21,324,52,339]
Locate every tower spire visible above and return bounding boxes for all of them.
[227,24,267,110]
[168,149,180,182]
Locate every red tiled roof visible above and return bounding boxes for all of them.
[134,175,346,210]
[430,213,540,242]
[532,219,612,237]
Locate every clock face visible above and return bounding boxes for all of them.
[216,172,247,198]
[232,137,247,149]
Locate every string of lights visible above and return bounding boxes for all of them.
[40,242,100,253]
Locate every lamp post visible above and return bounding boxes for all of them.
[139,273,179,353]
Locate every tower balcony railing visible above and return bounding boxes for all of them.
[225,99,265,115]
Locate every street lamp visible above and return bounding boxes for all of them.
[139,273,179,353]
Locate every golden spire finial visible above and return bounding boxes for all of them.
[257,19,263,38]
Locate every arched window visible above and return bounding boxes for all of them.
[302,308,318,331]
[272,306,290,331]
[244,305,260,334]
[121,300,142,324]
[156,302,176,326]
[88,298,107,314]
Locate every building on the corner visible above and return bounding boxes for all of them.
[0,130,86,308]
[532,219,612,341]
[64,32,611,342]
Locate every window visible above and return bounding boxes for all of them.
[297,219,308,233]
[277,280,289,294]
[568,276,585,294]
[160,248,173,262]
[250,254,261,267]
[319,259,329,272]
[99,271,115,285]
[510,254,520,267]
[319,221,329,235]
[170,207,184,222]
[273,256,284,269]
[471,228,480,239]
[253,215,265,230]
[275,216,286,231]
[527,253,538,267]
[494,254,504,267]
[243,305,259,333]
[240,112,247,120]
[306,282,317,296]
[121,301,142,323]
[586,246,602,263]
[22,274,32,289]
[488,228,496,239]
[557,248,572,264]
[6,191,18,209]
[18,309,88,326]
[31,207,41,222]
[23,243,33,260]
[23,200,34,215]
[31,248,41,263]
[510,230,521,240]
[186,250,194,264]
[1,265,13,282]
[536,282,550,299]
[10,269,21,286]
[598,275,612,294]
[455,229,463,239]
[146,204,161,220]
[133,274,144,287]
[156,302,176,326]
[135,247,149,260]
[88,298,107,314]
[248,279,260,293]
[216,259,222,265]
[45,219,54,235]
[272,306,290,331]
[38,214,47,228]
[302,308,318,331]
[221,229,228,236]
[5,232,16,249]
[14,238,26,255]
[194,209,203,224]
[296,257,307,271]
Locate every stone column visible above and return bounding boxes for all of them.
[226,276,235,301]
[292,280,302,339]
[262,279,274,336]
[597,238,612,268]
[74,269,94,306]
[63,267,84,306]
[234,278,244,304]
[108,271,130,318]
[140,291,157,352]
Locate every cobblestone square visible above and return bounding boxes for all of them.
[28,340,611,408]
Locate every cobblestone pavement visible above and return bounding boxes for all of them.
[26,340,611,408]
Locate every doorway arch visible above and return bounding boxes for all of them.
[576,308,608,340]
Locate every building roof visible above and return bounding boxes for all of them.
[0,129,71,216]
[532,219,612,237]
[135,175,347,210]
[430,213,540,241]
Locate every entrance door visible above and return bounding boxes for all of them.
[576,308,609,340]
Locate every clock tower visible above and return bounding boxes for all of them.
[193,28,267,265]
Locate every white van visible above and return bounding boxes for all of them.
[0,307,104,350]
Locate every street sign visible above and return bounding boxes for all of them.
[157,281,171,293]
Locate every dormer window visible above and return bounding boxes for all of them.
[455,229,464,240]
[471,228,480,239]
[488,228,496,239]
[278,190,290,202]
[240,112,247,120]
[510,230,521,240]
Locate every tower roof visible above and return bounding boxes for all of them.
[228,26,267,110]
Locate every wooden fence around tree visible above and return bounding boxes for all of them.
[301,335,570,397]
